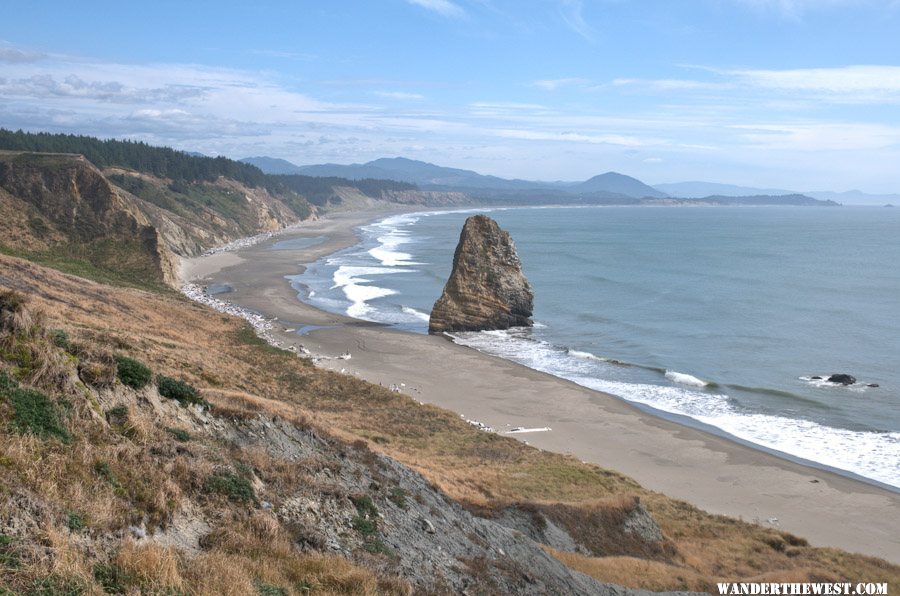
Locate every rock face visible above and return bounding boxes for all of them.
[827,374,856,385]
[429,215,533,333]
[0,152,180,286]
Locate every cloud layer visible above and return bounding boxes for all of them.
[1,35,899,192]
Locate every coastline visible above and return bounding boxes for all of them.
[181,209,900,563]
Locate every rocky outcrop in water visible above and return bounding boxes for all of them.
[429,214,533,333]
[827,374,856,385]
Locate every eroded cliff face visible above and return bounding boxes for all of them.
[0,152,179,286]
[429,214,533,333]
[106,168,307,258]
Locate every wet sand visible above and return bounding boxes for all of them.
[181,209,900,562]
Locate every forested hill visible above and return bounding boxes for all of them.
[0,129,267,188]
[0,129,426,207]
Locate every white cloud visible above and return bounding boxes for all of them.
[492,128,653,146]
[532,77,589,91]
[374,90,425,100]
[0,47,46,63]
[611,78,728,91]
[406,0,465,18]
[469,102,550,115]
[730,121,900,151]
[607,65,900,104]
[558,0,594,40]
[728,65,900,96]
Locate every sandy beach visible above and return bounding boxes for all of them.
[182,209,900,563]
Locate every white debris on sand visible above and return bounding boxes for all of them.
[504,427,552,434]
[182,283,283,349]
[460,414,495,433]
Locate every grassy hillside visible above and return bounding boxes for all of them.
[1,253,897,594]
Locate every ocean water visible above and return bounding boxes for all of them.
[290,206,900,489]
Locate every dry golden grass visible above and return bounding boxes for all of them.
[116,541,184,591]
[183,552,256,595]
[549,549,709,592]
[2,252,899,593]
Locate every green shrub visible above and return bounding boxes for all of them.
[351,494,378,520]
[5,385,71,443]
[107,404,128,418]
[350,494,392,555]
[204,469,255,503]
[93,563,136,593]
[0,534,18,569]
[254,582,288,596]
[165,426,191,442]
[0,371,17,393]
[92,461,126,498]
[114,355,152,390]
[157,375,207,407]
[388,487,408,510]
[66,511,85,532]
[48,329,71,352]
[27,574,87,596]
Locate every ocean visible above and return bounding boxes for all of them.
[290,206,900,489]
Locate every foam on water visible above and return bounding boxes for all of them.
[322,209,503,323]
[665,370,710,388]
[331,265,409,320]
[401,306,431,322]
[567,348,606,361]
[453,328,900,488]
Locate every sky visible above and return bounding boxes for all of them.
[2,0,900,192]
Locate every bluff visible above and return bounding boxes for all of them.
[0,151,180,286]
[429,214,533,333]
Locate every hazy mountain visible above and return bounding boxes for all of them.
[245,156,867,203]
[682,194,838,207]
[292,157,544,190]
[803,190,900,206]
[289,157,665,197]
[654,181,792,198]
[655,181,897,205]
[240,156,305,175]
[572,172,667,198]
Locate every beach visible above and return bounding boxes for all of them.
[181,209,900,563]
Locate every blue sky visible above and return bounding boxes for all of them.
[2,1,900,192]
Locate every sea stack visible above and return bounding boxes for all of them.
[428,215,533,333]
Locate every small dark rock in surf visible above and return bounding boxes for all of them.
[868,383,880,388]
[827,374,856,385]
[811,376,823,380]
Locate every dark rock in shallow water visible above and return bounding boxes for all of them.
[827,374,856,385]
[868,383,880,388]
[429,214,533,333]
[811,376,823,380]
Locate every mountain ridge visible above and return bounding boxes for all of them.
[245,156,668,198]
[247,155,894,204]
[654,181,898,205]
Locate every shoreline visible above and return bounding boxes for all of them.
[181,208,900,563]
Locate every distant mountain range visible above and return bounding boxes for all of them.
[653,181,897,206]
[242,156,669,198]
[241,156,874,205]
